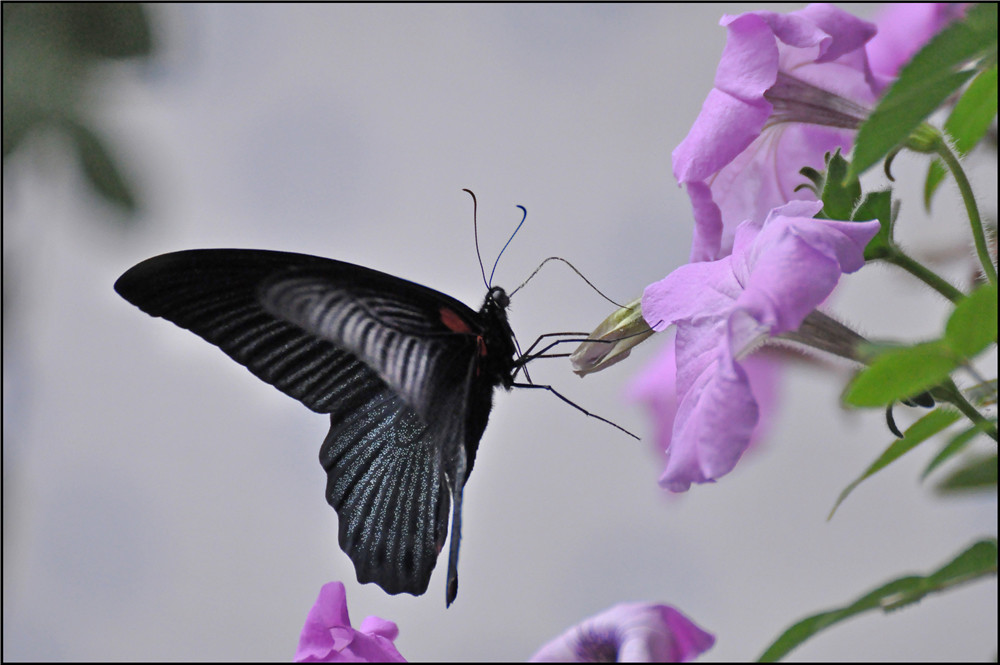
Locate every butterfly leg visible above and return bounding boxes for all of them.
[513,333,614,381]
[511,381,639,440]
[518,331,591,360]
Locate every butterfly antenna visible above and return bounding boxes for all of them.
[510,256,624,308]
[488,205,527,287]
[464,188,490,291]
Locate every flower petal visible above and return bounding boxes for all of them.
[296,582,353,662]
[530,602,714,663]
[673,4,880,261]
[294,582,406,663]
[867,3,967,79]
[358,616,400,642]
[629,334,782,479]
[642,260,740,332]
[639,201,879,492]
[662,327,757,491]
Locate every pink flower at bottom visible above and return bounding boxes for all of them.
[294,582,405,663]
[530,602,715,662]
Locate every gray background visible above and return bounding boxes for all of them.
[4,4,996,661]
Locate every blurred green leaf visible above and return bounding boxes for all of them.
[66,120,137,213]
[829,408,961,518]
[944,283,998,357]
[843,341,959,407]
[67,3,152,58]
[923,422,994,480]
[758,540,998,662]
[846,285,996,409]
[849,3,998,179]
[925,65,999,208]
[936,453,998,493]
[3,2,152,215]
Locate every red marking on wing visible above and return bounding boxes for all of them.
[439,307,489,366]
[439,307,473,334]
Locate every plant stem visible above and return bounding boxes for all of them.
[935,380,999,442]
[883,248,965,303]
[935,139,998,286]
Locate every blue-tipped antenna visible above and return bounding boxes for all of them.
[488,204,527,287]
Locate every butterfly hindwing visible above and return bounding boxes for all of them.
[320,387,452,596]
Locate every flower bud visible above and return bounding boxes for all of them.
[570,298,654,376]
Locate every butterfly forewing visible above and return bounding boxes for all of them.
[114,249,515,604]
[114,250,382,413]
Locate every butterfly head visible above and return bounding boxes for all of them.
[476,285,517,389]
[486,285,510,310]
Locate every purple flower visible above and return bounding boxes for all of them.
[294,582,406,663]
[530,602,715,663]
[672,4,880,263]
[867,3,968,79]
[628,331,781,479]
[641,201,880,491]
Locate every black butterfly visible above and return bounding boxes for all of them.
[114,247,518,606]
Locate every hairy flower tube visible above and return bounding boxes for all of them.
[530,602,715,662]
[672,3,881,263]
[294,582,406,663]
[641,201,880,491]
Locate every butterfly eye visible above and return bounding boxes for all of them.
[489,286,510,309]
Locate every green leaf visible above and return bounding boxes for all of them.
[65,120,137,213]
[66,3,153,58]
[936,453,998,493]
[829,408,961,518]
[922,422,994,480]
[819,150,860,221]
[845,286,996,412]
[843,341,960,407]
[854,189,893,261]
[925,66,999,209]
[849,3,998,179]
[944,283,998,357]
[758,540,998,662]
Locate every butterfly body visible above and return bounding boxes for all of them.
[114,249,517,605]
